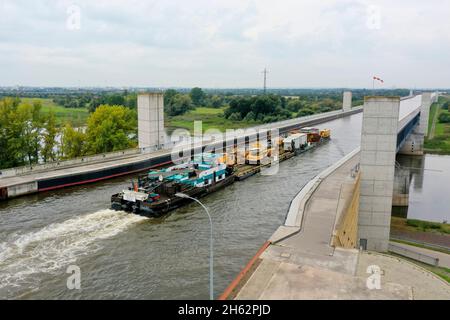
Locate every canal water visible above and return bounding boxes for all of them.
[396,154,450,224]
[0,113,360,299]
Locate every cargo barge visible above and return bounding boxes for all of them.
[111,128,331,216]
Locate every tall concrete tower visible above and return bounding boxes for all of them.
[358,96,400,252]
[138,93,165,151]
[343,91,352,111]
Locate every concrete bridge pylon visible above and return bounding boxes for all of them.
[358,96,400,252]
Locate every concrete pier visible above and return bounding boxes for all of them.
[358,97,400,252]
[392,166,410,207]
[138,93,165,151]
[343,91,352,111]
[398,131,424,155]
[419,92,432,137]
[398,92,433,155]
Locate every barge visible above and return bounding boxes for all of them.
[111,153,235,216]
[111,127,331,216]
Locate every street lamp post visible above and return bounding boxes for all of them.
[175,193,214,300]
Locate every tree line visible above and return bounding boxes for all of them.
[164,87,228,116]
[0,98,136,170]
[53,91,138,112]
[52,87,227,116]
[223,95,342,123]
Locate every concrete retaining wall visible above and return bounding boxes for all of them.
[333,173,361,249]
[7,181,38,198]
[285,147,361,228]
[389,243,439,266]
[0,149,140,178]
[269,147,361,243]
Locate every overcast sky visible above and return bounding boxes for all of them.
[0,0,449,88]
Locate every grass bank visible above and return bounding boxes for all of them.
[20,97,89,127]
[391,217,449,235]
[424,96,450,154]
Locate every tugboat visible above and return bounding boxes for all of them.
[111,153,235,217]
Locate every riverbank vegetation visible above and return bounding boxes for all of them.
[165,88,347,132]
[0,97,136,169]
[19,97,89,127]
[424,96,450,154]
[391,217,449,235]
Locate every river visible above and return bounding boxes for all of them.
[396,154,450,224]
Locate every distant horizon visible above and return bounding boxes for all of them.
[0,85,447,91]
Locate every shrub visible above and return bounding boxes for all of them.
[228,112,242,121]
[438,112,450,123]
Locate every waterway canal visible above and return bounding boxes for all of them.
[0,113,362,299]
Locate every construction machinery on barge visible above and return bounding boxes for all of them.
[111,127,331,216]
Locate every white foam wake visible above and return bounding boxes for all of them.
[0,210,147,291]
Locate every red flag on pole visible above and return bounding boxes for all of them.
[373,76,384,83]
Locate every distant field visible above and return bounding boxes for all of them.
[19,97,89,127]
[167,106,257,132]
[424,97,450,154]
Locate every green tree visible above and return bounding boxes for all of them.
[20,101,43,166]
[167,94,194,116]
[243,111,256,122]
[228,112,242,121]
[190,87,205,106]
[124,93,137,109]
[250,95,279,117]
[61,123,86,159]
[0,97,28,168]
[438,112,450,123]
[286,99,304,113]
[85,105,137,154]
[41,112,59,163]
[297,108,315,117]
[209,95,224,108]
[164,89,178,107]
[105,94,125,106]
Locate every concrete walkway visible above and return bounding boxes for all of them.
[236,153,364,299]
[357,251,450,300]
[234,152,450,300]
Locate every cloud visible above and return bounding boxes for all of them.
[0,0,449,88]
